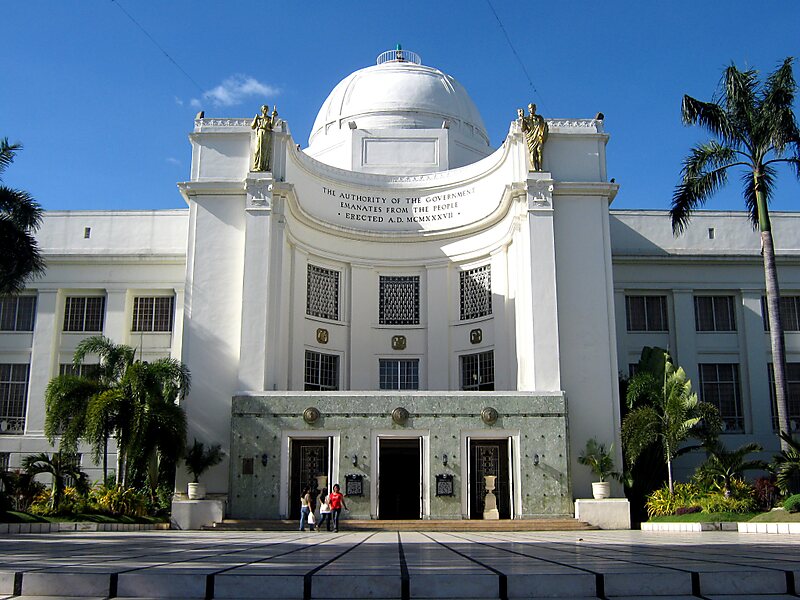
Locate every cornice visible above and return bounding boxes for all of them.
[554,181,619,201]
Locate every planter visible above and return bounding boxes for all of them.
[592,481,610,500]
[187,482,206,500]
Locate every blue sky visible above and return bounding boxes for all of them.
[2,1,799,213]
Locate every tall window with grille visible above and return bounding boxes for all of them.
[694,296,736,332]
[768,362,800,432]
[625,295,668,331]
[63,296,105,332]
[379,276,419,325]
[762,295,800,331]
[304,351,339,391]
[307,265,340,321]
[699,363,743,432]
[460,265,491,321]
[0,364,30,435]
[460,351,495,391]
[132,296,174,332]
[379,359,419,390]
[0,296,36,331]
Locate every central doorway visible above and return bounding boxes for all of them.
[288,438,331,520]
[468,438,512,519]
[378,438,421,519]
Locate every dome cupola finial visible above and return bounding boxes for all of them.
[377,46,421,66]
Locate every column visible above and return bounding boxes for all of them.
[350,264,374,389]
[104,289,129,345]
[741,291,772,435]
[672,290,699,384]
[25,289,59,435]
[426,264,449,390]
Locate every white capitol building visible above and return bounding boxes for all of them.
[2,49,798,521]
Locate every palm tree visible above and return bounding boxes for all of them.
[22,452,86,512]
[623,351,719,493]
[44,336,189,487]
[772,431,800,495]
[671,58,800,451]
[696,441,766,497]
[0,138,44,294]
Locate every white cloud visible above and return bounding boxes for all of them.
[193,74,278,108]
[166,157,181,166]
[174,96,184,106]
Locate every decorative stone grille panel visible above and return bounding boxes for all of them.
[307,265,340,321]
[379,276,420,325]
[460,266,491,320]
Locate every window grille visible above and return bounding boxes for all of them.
[768,362,800,432]
[379,359,419,390]
[59,363,101,379]
[0,452,9,472]
[132,296,174,332]
[0,364,29,435]
[379,276,420,325]
[304,351,339,391]
[694,296,736,332]
[64,297,105,332]
[460,266,492,321]
[699,363,743,432]
[306,265,340,321]
[0,296,36,331]
[460,351,495,391]
[625,295,668,331]
[762,296,800,332]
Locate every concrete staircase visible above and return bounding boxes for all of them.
[206,517,597,531]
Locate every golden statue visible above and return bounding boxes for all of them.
[251,104,278,172]
[518,103,548,171]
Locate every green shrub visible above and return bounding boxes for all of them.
[646,482,702,517]
[29,486,88,516]
[784,494,800,513]
[89,485,148,517]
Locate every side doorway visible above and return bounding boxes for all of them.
[377,437,422,519]
[468,438,512,519]
[289,438,331,521]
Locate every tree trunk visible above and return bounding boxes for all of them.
[666,457,674,495]
[757,180,791,452]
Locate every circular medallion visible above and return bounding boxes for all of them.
[303,407,321,424]
[391,407,410,426]
[481,406,499,425]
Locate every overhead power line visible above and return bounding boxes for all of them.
[110,0,205,95]
[485,0,546,109]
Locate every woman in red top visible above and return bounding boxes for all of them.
[328,483,347,532]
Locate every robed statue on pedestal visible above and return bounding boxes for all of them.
[251,104,278,172]
[518,103,548,172]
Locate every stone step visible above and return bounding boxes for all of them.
[206,518,597,531]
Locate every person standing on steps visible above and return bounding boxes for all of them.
[299,487,315,531]
[317,487,332,532]
[328,483,348,533]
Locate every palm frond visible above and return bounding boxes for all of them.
[761,57,799,154]
[723,64,758,143]
[0,218,45,294]
[740,163,776,229]
[0,138,22,178]
[621,406,660,465]
[681,95,734,142]
[0,186,43,230]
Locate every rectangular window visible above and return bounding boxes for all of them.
[0,364,30,435]
[304,350,339,391]
[768,363,800,431]
[379,276,420,325]
[694,296,736,332]
[762,296,800,332]
[307,265,340,321]
[460,351,495,391]
[59,363,101,379]
[460,265,492,320]
[699,363,743,432]
[132,296,174,332]
[379,359,419,390]
[625,295,668,332]
[0,296,36,331]
[63,296,105,332]
[0,452,8,472]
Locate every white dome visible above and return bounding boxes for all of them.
[308,51,490,150]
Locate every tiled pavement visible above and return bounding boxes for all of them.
[0,529,799,599]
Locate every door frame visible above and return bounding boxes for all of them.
[280,430,339,519]
[371,430,429,520]
[461,429,521,519]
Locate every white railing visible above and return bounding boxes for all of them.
[376,48,422,65]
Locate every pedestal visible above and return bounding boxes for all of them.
[483,475,500,520]
[574,498,631,529]
[171,499,226,530]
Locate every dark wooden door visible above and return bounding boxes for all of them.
[469,439,511,519]
[289,439,328,520]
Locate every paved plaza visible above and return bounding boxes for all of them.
[0,529,799,599]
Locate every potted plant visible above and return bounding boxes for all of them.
[578,438,619,499]
[184,439,224,500]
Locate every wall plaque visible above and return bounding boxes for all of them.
[470,328,482,344]
[435,474,455,497]
[316,328,329,344]
[303,406,321,424]
[345,473,364,497]
[391,407,410,425]
[391,335,407,350]
[481,406,499,425]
